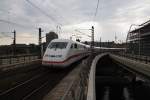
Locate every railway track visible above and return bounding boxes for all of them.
[0,65,44,93]
[95,54,150,100]
[0,62,79,100]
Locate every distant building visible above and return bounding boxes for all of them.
[127,20,150,56]
[0,44,39,56]
[46,31,58,46]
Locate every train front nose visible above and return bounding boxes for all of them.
[42,41,68,67]
[42,49,66,66]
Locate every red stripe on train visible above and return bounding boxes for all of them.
[42,52,87,64]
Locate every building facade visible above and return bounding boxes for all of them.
[127,20,150,56]
[46,31,58,46]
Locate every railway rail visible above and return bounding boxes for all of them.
[0,65,44,93]
[115,53,150,64]
[88,53,150,100]
[0,62,79,100]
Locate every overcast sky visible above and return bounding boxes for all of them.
[0,0,150,45]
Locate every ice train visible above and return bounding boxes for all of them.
[42,39,125,68]
[42,39,90,68]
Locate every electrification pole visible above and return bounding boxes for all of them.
[91,26,94,53]
[100,37,101,53]
[13,30,16,45]
[39,28,42,45]
[13,30,16,55]
[139,29,141,56]
[39,28,43,58]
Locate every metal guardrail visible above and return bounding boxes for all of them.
[61,55,96,100]
[110,54,150,81]
[0,54,40,66]
[115,53,150,64]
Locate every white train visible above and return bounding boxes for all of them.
[42,39,125,68]
[42,39,90,68]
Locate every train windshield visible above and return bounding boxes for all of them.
[48,42,68,49]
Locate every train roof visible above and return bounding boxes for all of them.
[51,39,73,42]
[51,39,89,46]
[51,39,125,50]
[94,46,126,50]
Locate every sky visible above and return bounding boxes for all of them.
[0,0,150,45]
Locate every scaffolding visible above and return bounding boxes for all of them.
[127,20,150,56]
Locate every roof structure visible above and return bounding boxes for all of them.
[130,19,150,33]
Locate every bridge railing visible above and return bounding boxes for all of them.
[61,55,96,100]
[0,54,40,66]
[114,53,150,64]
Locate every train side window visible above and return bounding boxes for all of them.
[74,43,77,49]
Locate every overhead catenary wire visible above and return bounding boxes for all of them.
[0,30,38,39]
[0,32,13,39]
[0,19,35,29]
[75,30,91,37]
[75,0,100,33]
[1,36,11,39]
[92,0,100,26]
[25,0,61,26]
[0,9,39,31]
[44,2,68,25]
[94,0,100,18]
